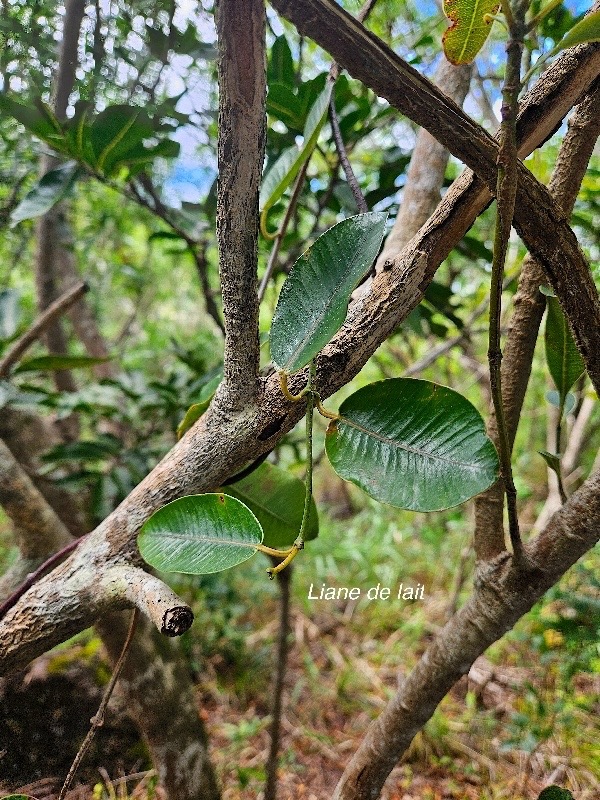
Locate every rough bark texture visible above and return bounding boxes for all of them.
[376,59,472,267]
[333,470,600,800]
[0,440,72,560]
[270,0,600,397]
[216,0,266,409]
[474,80,600,561]
[97,614,220,800]
[0,417,218,800]
[0,36,598,676]
[0,406,88,538]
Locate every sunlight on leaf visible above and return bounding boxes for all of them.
[443,0,501,64]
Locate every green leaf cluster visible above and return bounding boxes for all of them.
[139,214,499,577]
[1,96,180,224]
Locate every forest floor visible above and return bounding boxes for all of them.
[1,490,599,800]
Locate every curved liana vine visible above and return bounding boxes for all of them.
[138,212,500,578]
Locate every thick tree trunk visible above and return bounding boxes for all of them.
[97,615,220,800]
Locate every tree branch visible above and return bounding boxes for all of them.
[375,58,472,267]
[333,469,600,800]
[0,439,73,560]
[0,281,88,378]
[100,566,194,637]
[0,37,598,676]
[270,0,600,396]
[474,78,600,560]
[216,0,266,408]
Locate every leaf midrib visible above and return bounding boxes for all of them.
[338,415,486,469]
[144,532,261,549]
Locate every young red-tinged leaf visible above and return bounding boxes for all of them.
[443,0,500,65]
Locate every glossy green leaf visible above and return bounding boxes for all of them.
[443,0,500,64]
[545,296,585,406]
[268,35,295,89]
[14,354,110,374]
[270,212,387,373]
[1,795,30,799]
[0,289,21,340]
[89,105,152,173]
[138,494,263,575]
[537,788,574,800]
[547,10,600,56]
[325,378,499,511]
[225,462,318,549]
[10,161,79,226]
[539,450,561,477]
[259,82,332,217]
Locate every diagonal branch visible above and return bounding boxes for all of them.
[0,282,88,379]
[0,39,598,677]
[270,0,600,395]
[375,58,472,266]
[216,0,266,409]
[333,469,600,800]
[0,439,73,561]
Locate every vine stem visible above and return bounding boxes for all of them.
[489,0,528,567]
[58,609,139,800]
[268,363,316,578]
[554,400,568,504]
[258,157,310,302]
